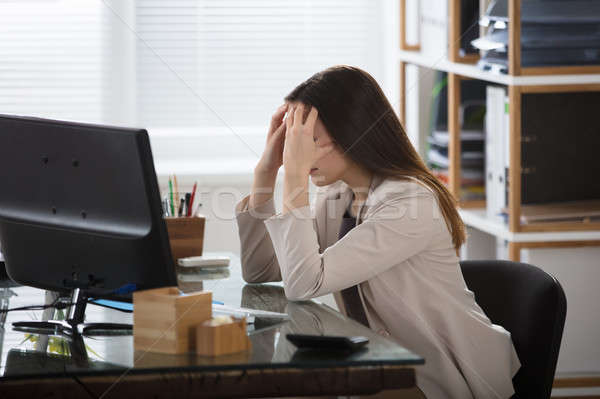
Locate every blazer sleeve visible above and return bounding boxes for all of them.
[263,190,437,301]
[235,195,282,283]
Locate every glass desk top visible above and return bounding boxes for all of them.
[0,252,423,381]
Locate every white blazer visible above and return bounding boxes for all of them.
[235,175,521,399]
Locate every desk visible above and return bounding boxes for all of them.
[0,253,423,398]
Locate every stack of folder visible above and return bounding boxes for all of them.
[473,0,600,73]
[427,72,486,201]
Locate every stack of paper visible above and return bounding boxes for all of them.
[501,200,600,224]
[474,0,600,73]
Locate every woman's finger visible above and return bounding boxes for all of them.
[268,103,288,137]
[305,106,318,129]
[271,121,286,142]
[294,103,304,126]
[267,121,285,142]
[285,105,294,131]
[273,103,288,121]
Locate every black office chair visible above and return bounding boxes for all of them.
[460,260,567,399]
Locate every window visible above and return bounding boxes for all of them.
[1,0,389,175]
[0,0,108,123]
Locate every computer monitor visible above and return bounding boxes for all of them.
[0,114,177,335]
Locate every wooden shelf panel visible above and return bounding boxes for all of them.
[459,208,600,243]
[398,50,600,87]
[459,199,486,209]
[554,374,600,388]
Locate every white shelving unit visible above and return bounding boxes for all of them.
[399,1,600,394]
[459,208,600,243]
[398,50,600,87]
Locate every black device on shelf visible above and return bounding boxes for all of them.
[0,115,177,336]
[475,0,600,71]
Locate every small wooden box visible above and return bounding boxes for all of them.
[196,317,251,357]
[165,216,205,264]
[133,287,212,354]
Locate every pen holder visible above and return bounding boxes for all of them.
[165,216,205,265]
[196,316,251,357]
[133,286,212,354]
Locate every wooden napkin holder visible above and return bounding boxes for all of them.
[196,317,251,357]
[133,286,212,354]
[165,216,205,264]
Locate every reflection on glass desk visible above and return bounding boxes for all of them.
[0,252,424,398]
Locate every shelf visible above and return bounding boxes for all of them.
[398,50,600,86]
[459,208,600,243]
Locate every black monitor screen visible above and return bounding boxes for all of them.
[0,115,176,298]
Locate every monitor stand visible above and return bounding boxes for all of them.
[12,288,132,337]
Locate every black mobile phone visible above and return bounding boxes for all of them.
[286,334,369,351]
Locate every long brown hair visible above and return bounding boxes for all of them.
[285,65,466,251]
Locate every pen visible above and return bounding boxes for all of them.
[188,181,197,217]
[173,174,180,209]
[185,193,191,217]
[178,198,185,217]
[168,177,175,216]
[162,196,169,217]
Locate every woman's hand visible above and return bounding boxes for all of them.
[248,103,289,210]
[255,103,288,176]
[283,104,333,178]
[281,104,333,214]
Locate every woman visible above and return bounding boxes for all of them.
[235,65,520,399]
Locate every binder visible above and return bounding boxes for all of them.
[502,93,509,210]
[521,91,600,204]
[419,0,448,58]
[485,86,508,218]
[485,89,600,218]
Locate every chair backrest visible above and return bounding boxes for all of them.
[460,260,567,399]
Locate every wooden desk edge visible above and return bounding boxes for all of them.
[1,365,416,398]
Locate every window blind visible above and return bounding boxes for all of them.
[0,0,109,123]
[135,0,383,129]
[0,1,386,171]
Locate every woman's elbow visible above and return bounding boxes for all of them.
[282,262,323,301]
[241,270,263,284]
[240,253,283,283]
[283,289,310,302]
[283,283,314,302]
[241,267,276,284]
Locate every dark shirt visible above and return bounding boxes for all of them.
[338,209,370,327]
